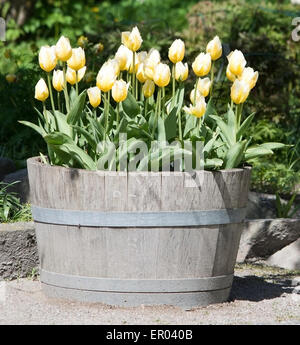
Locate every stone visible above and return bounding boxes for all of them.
[291,277,300,287]
[0,222,38,280]
[2,168,30,203]
[0,157,16,181]
[237,218,300,262]
[245,192,278,220]
[266,238,300,271]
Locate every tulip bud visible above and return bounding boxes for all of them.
[96,64,117,92]
[227,50,246,76]
[142,79,155,98]
[230,79,250,104]
[226,65,236,82]
[115,45,132,71]
[197,77,211,97]
[153,63,171,88]
[112,79,130,103]
[168,39,185,64]
[184,97,206,118]
[77,35,88,48]
[239,67,259,90]
[66,66,86,85]
[87,86,101,108]
[136,63,147,83]
[55,36,72,62]
[52,70,64,91]
[206,36,222,61]
[34,78,49,102]
[67,47,86,71]
[144,49,160,80]
[192,52,211,77]
[39,45,57,72]
[121,26,143,52]
[175,62,188,81]
[5,74,17,83]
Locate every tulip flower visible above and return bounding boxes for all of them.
[227,50,246,76]
[66,66,86,85]
[175,62,188,82]
[121,26,143,52]
[144,49,161,80]
[206,36,222,61]
[136,63,147,83]
[153,63,171,88]
[5,74,16,83]
[184,97,207,118]
[142,79,155,98]
[87,86,101,108]
[115,45,132,71]
[67,47,86,71]
[226,65,236,82]
[197,77,211,97]
[34,78,49,102]
[190,89,202,105]
[230,79,250,104]
[112,79,130,103]
[168,39,185,64]
[103,59,120,76]
[39,45,57,72]
[96,64,117,92]
[52,70,64,91]
[239,67,259,90]
[55,36,72,62]
[137,51,148,64]
[192,52,211,77]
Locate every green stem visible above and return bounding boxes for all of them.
[197,117,201,133]
[144,97,148,117]
[42,102,48,130]
[105,90,110,141]
[152,88,161,138]
[63,62,70,113]
[172,64,175,99]
[210,60,215,98]
[47,73,55,112]
[75,71,78,96]
[162,86,165,119]
[194,77,199,105]
[57,92,61,113]
[132,52,136,98]
[116,102,120,127]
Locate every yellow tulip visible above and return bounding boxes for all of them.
[168,39,185,64]
[175,62,188,81]
[39,45,57,72]
[190,89,202,105]
[52,70,64,91]
[184,97,207,118]
[153,63,171,88]
[5,74,17,83]
[144,48,160,80]
[96,64,117,92]
[104,59,120,76]
[128,52,139,74]
[239,67,259,89]
[66,66,86,85]
[192,52,211,77]
[67,47,86,71]
[206,36,222,61]
[121,26,142,52]
[137,51,148,64]
[226,65,236,82]
[55,36,72,62]
[34,78,49,102]
[115,45,132,71]
[230,79,250,104]
[142,79,155,98]
[112,79,130,103]
[197,77,211,97]
[136,63,147,83]
[87,86,101,108]
[227,50,246,76]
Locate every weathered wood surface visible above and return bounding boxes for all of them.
[27,157,251,308]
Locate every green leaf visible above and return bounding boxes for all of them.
[259,142,286,150]
[183,114,197,138]
[237,112,255,140]
[157,116,166,143]
[224,140,247,169]
[72,125,97,152]
[18,120,47,137]
[244,145,274,161]
[204,158,223,169]
[210,115,236,147]
[54,111,73,137]
[66,90,87,125]
[122,91,140,118]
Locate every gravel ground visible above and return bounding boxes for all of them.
[0,262,300,325]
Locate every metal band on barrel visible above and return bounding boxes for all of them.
[40,269,234,293]
[31,206,246,227]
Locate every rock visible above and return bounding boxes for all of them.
[237,218,300,262]
[2,168,30,203]
[291,277,300,287]
[266,238,300,271]
[0,157,16,181]
[0,222,38,280]
[245,192,277,220]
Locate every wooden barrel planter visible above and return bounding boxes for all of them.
[28,157,251,309]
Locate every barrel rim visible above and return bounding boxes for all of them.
[27,156,252,175]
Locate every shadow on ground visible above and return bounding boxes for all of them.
[230,275,294,302]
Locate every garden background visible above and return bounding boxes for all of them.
[0,0,299,215]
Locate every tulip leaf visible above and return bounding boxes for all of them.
[204,158,223,169]
[18,120,47,137]
[157,116,166,143]
[223,140,247,169]
[210,115,236,147]
[183,113,197,138]
[54,111,73,138]
[66,90,87,125]
[236,112,255,140]
[259,142,286,150]
[244,145,274,161]
[122,91,140,118]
